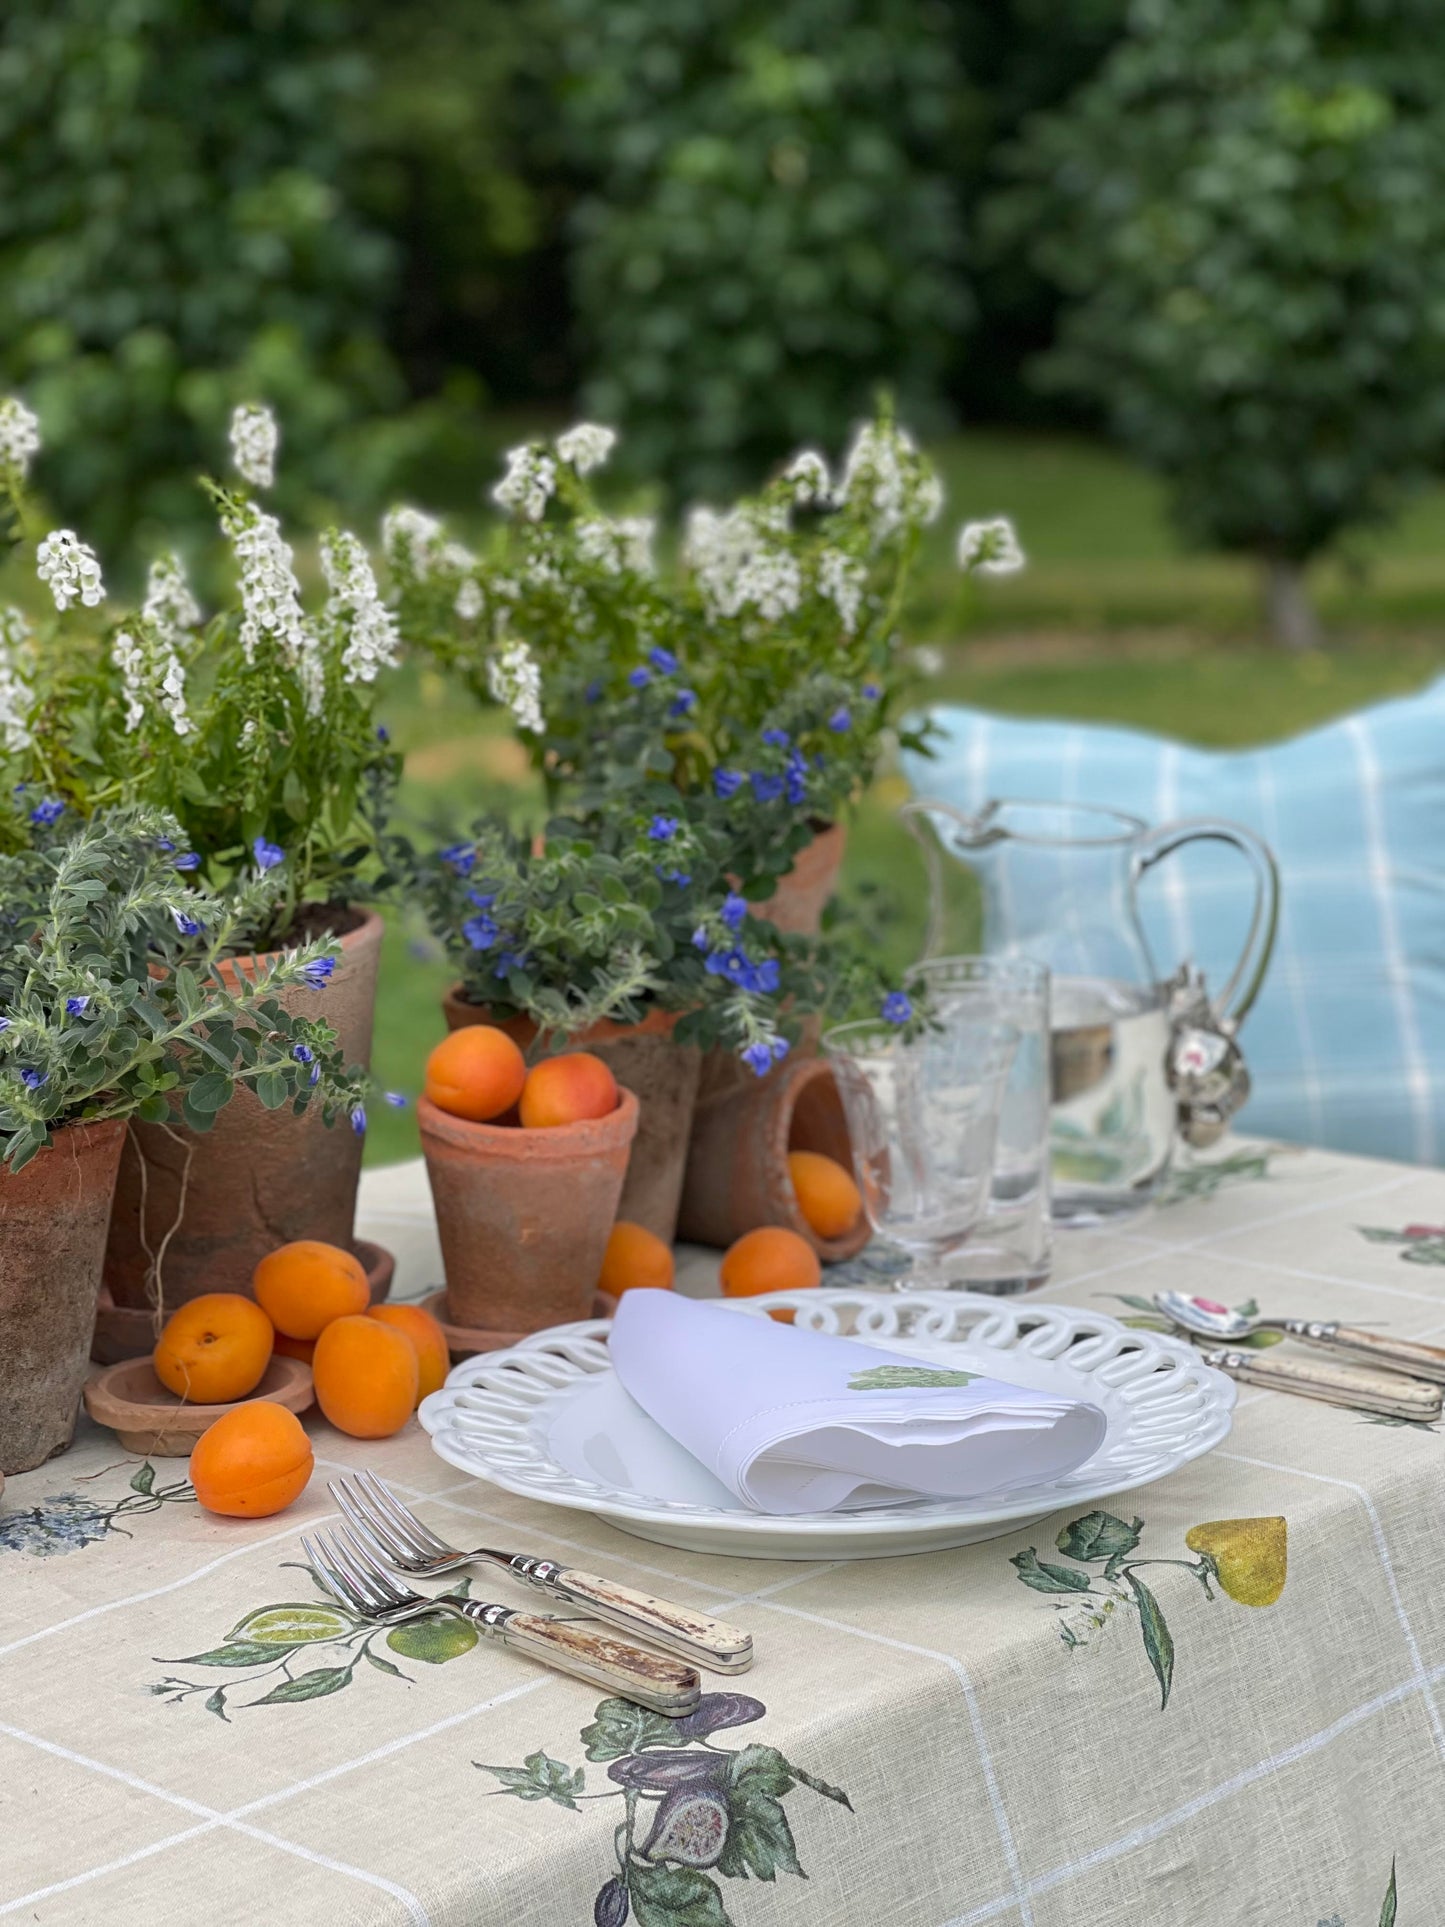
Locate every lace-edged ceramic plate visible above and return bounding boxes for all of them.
[419,1291,1236,1558]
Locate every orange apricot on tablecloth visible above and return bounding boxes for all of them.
[312,1315,419,1438]
[424,1025,528,1123]
[519,1051,619,1129]
[253,1239,369,1341]
[719,1225,822,1298]
[152,1293,274,1404]
[599,1221,676,1297]
[189,1402,314,1518]
[787,1150,863,1241]
[368,1303,451,1403]
[272,1331,316,1364]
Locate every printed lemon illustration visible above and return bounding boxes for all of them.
[1184,1517,1287,1607]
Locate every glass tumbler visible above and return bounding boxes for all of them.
[908,956,1052,1293]
[823,1012,1018,1293]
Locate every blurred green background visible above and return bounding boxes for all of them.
[6,0,1445,1160]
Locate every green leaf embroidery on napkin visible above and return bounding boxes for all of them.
[846,1364,980,1391]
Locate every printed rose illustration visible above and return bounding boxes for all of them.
[1011,1510,1287,1709]
[1358,1223,1445,1267]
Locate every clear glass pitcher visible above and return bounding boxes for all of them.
[901,799,1278,1220]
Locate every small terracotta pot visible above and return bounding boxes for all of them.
[754,820,847,935]
[418,1088,639,1333]
[440,994,700,1243]
[103,907,384,1314]
[83,1354,315,1458]
[677,1055,869,1261]
[0,1118,127,1474]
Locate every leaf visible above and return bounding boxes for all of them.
[1380,1857,1397,1927]
[1124,1571,1175,1711]
[384,1615,479,1664]
[1010,1548,1093,1595]
[718,1781,802,1883]
[362,1646,407,1680]
[475,1752,585,1809]
[846,1365,979,1392]
[228,1604,356,1646]
[129,1463,156,1496]
[205,1686,229,1723]
[156,1641,295,1668]
[185,1070,231,1113]
[627,1860,731,1927]
[1357,1227,1409,1244]
[790,1766,853,1811]
[250,1665,354,1705]
[1400,1242,1445,1266]
[581,1697,685,1761]
[726,1744,793,1800]
[1111,1294,1159,1314]
[136,1093,172,1124]
[1235,1299,1259,1318]
[1055,1512,1143,1564]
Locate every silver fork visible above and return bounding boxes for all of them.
[330,1470,752,1675]
[302,1523,701,1718]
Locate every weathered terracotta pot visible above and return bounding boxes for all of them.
[754,820,847,935]
[677,1054,869,1261]
[419,1088,639,1333]
[0,1118,127,1474]
[103,907,384,1315]
[441,992,700,1243]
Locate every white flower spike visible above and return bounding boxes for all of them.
[487,636,546,735]
[320,529,401,686]
[493,444,557,522]
[957,517,1026,576]
[556,423,617,475]
[36,531,105,611]
[229,403,278,490]
[0,397,41,479]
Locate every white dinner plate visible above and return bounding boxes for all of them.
[419,1290,1236,1559]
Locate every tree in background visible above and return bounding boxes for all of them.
[999,0,1445,648]
[557,0,971,496]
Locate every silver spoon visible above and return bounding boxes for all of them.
[1154,1291,1445,1384]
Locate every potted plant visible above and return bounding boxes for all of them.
[0,805,363,1474]
[0,399,405,1309]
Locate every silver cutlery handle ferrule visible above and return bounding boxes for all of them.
[546,1567,753,1674]
[1287,1322,1445,1386]
[462,1602,700,1717]
[1205,1348,1442,1420]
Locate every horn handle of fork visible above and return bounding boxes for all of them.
[1281,1322,1445,1385]
[452,1600,701,1717]
[510,1562,753,1674]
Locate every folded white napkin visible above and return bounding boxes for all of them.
[608,1291,1107,1516]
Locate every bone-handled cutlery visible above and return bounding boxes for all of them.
[330,1470,753,1675]
[1156,1290,1445,1385]
[1199,1347,1443,1421]
[303,1525,701,1718]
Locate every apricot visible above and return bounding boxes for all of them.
[312,1314,419,1438]
[272,1331,315,1364]
[253,1239,369,1340]
[599,1221,675,1297]
[519,1051,618,1129]
[189,1402,314,1518]
[719,1226,822,1298]
[368,1303,451,1403]
[425,1025,528,1123]
[152,1293,274,1404]
[787,1150,863,1241]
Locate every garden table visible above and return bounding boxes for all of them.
[2,1135,1440,1925]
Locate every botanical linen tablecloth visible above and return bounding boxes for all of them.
[2,1137,1440,1926]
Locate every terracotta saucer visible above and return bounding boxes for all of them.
[90,1238,396,1365]
[419,1287,618,1360]
[83,1354,314,1457]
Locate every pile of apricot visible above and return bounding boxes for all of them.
[423,1025,621,1130]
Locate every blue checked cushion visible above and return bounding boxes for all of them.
[900,677,1445,1166]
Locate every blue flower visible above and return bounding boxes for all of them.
[463,911,500,951]
[750,958,781,995]
[155,837,175,853]
[0,1016,9,1033]
[749,771,784,804]
[785,750,808,806]
[862,682,881,700]
[20,1068,46,1090]
[171,907,203,938]
[882,991,912,1025]
[713,768,743,800]
[466,888,498,910]
[29,798,64,827]
[439,843,476,877]
[376,724,390,743]
[350,1105,367,1136]
[253,835,285,872]
[65,996,90,1016]
[742,1040,774,1076]
[493,949,529,979]
[760,728,790,748]
[627,667,651,690]
[704,947,745,981]
[172,852,201,872]
[771,1034,791,1063]
[300,956,336,989]
[384,1090,408,1108]
[308,1062,320,1086]
[649,646,678,675]
[720,892,747,930]
[669,688,696,718]
[584,679,604,704]
[648,814,679,842]
[828,706,852,733]
[656,866,691,886]
[292,1044,314,1065]
[692,926,709,950]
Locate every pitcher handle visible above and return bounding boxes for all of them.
[898,797,989,961]
[1133,817,1280,1027]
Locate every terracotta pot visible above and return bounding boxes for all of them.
[419,1088,639,1333]
[0,1118,127,1474]
[441,993,700,1243]
[754,820,847,935]
[103,907,384,1315]
[677,1054,869,1261]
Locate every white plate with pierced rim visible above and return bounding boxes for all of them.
[419,1290,1236,1559]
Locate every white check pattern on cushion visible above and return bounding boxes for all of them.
[901,676,1445,1166]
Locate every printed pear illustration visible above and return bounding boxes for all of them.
[1184,1517,1287,1607]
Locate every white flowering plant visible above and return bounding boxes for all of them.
[0,401,405,950]
[0,806,369,1171]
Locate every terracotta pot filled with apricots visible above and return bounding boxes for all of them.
[419,1025,640,1334]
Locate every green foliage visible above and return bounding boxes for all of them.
[0,806,366,1168]
[555,0,970,493]
[998,0,1445,567]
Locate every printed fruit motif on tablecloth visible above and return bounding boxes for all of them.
[720,1225,821,1297]
[787,1149,863,1239]
[189,1403,314,1519]
[152,1293,274,1403]
[519,1050,619,1128]
[424,1025,527,1122]
[599,1221,675,1297]
[254,1239,369,1340]
[312,1315,418,1437]
[1184,1517,1287,1606]
[368,1303,451,1403]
